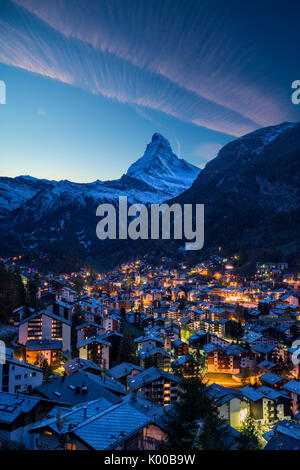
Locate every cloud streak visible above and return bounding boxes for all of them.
[1,0,297,137]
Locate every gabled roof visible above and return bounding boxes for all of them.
[283,380,300,396]
[256,386,288,401]
[134,335,164,345]
[30,397,155,449]
[6,357,44,373]
[127,366,181,391]
[251,343,276,354]
[84,372,126,395]
[264,420,300,449]
[77,336,111,349]
[63,358,104,374]
[207,383,243,406]
[257,360,276,370]
[138,345,170,359]
[171,354,196,367]
[0,391,41,424]
[31,370,121,406]
[19,309,72,326]
[241,331,263,343]
[75,322,105,331]
[260,372,284,385]
[107,362,144,380]
[203,343,225,354]
[240,386,262,402]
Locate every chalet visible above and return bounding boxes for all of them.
[171,355,199,378]
[0,356,43,393]
[207,383,249,429]
[138,346,171,370]
[107,362,144,390]
[77,336,110,370]
[259,372,287,390]
[63,357,104,376]
[134,335,164,351]
[29,396,166,450]
[204,343,255,375]
[241,386,291,425]
[127,366,181,406]
[264,420,300,450]
[25,339,63,367]
[283,380,300,416]
[18,310,71,353]
[76,322,105,343]
[172,339,189,358]
[0,391,54,448]
[102,313,121,332]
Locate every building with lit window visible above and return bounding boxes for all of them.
[127,366,181,406]
[18,310,71,353]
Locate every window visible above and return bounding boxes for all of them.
[66,443,76,450]
[30,372,36,377]
[15,375,21,380]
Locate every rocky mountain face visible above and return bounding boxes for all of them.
[127,133,200,196]
[173,122,300,256]
[0,134,199,263]
[1,123,299,270]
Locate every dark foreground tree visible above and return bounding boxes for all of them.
[161,374,229,450]
[117,329,138,364]
[238,415,262,450]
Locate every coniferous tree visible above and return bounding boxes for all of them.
[239,415,262,450]
[161,374,228,450]
[0,262,25,322]
[26,274,40,309]
[117,329,138,364]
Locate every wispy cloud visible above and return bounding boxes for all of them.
[1,0,296,137]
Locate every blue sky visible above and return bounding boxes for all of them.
[1,0,300,182]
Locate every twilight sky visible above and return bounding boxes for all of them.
[1,0,300,182]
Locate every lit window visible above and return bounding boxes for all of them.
[66,443,76,450]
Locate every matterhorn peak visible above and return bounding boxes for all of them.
[151,132,170,144]
[127,132,200,196]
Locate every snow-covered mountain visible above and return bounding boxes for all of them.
[127,133,200,196]
[0,134,200,258]
[174,121,300,253]
[0,134,199,221]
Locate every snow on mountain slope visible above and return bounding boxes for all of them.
[127,133,200,197]
[0,175,56,218]
[0,134,200,221]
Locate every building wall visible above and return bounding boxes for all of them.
[62,324,71,352]
[0,361,43,393]
[18,323,28,345]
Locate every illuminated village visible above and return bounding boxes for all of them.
[0,253,300,450]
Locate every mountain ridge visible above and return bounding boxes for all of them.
[173,121,300,258]
[0,134,200,220]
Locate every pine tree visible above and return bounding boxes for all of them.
[161,374,228,450]
[117,329,137,364]
[239,414,262,450]
[26,274,40,309]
